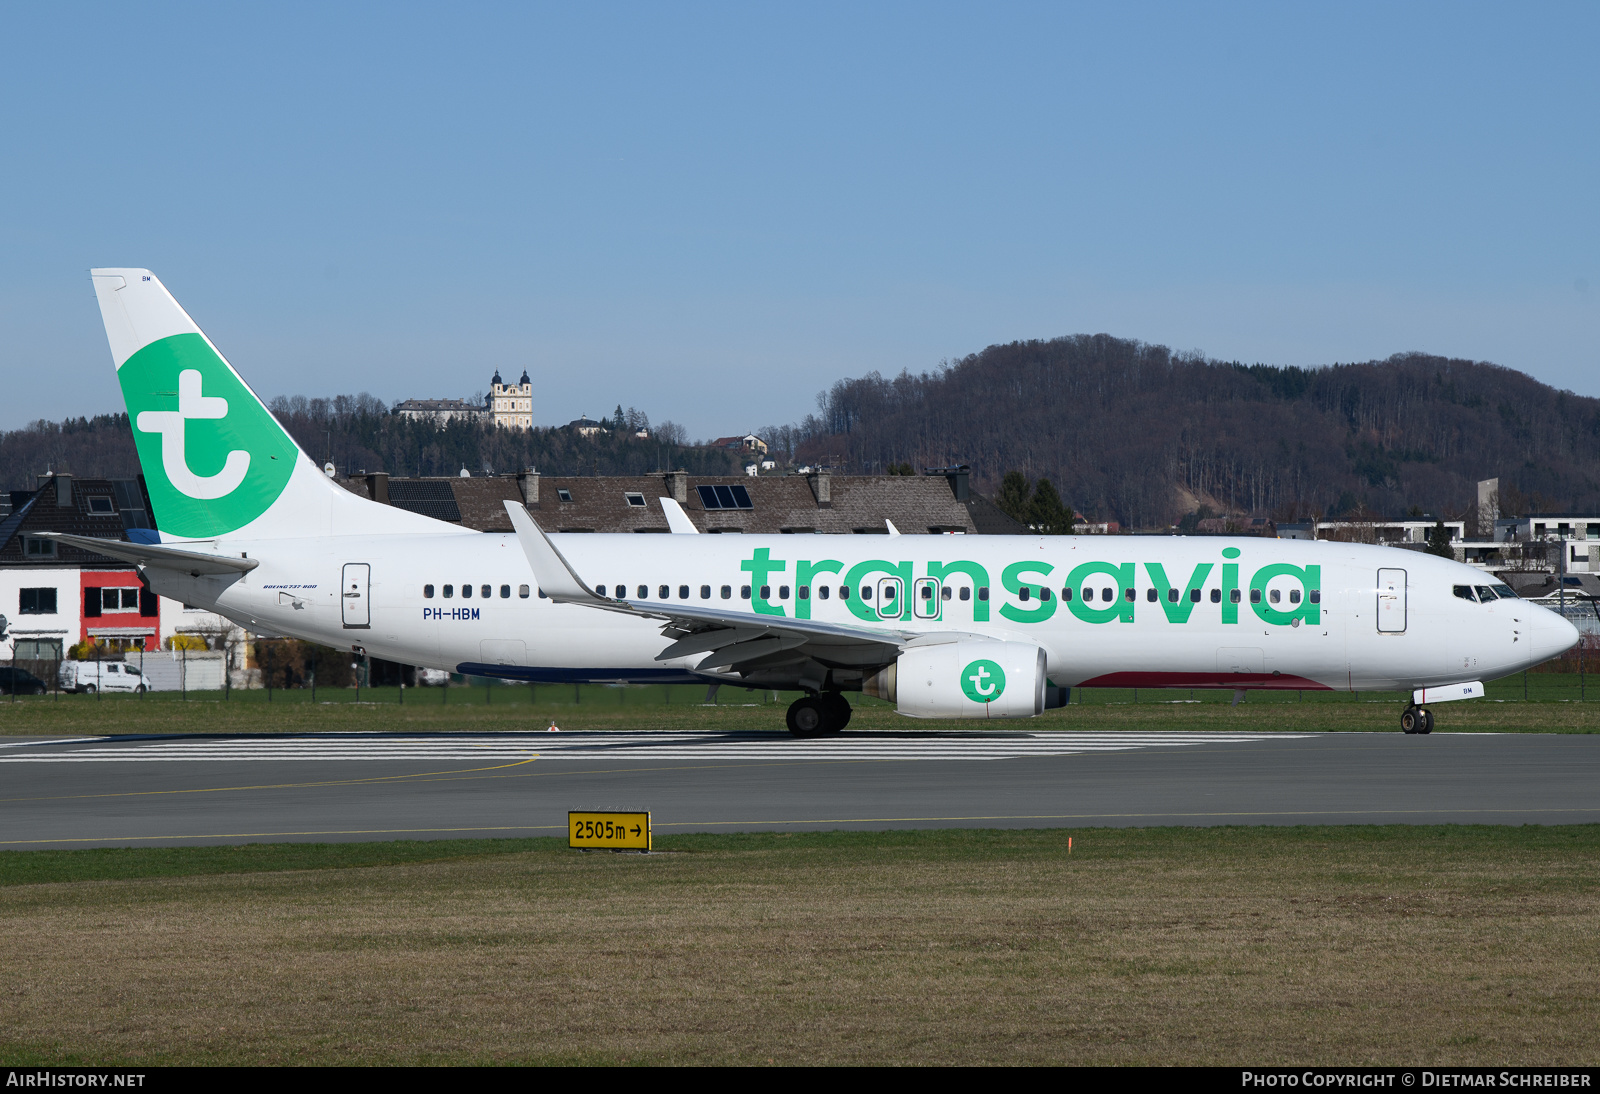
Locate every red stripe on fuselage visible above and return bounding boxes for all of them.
[1075,671,1334,691]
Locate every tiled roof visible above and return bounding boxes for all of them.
[335,471,1012,534]
[0,476,152,566]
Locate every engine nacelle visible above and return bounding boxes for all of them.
[864,639,1047,719]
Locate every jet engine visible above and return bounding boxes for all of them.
[864,639,1047,719]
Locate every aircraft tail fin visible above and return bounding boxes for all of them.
[90,269,463,541]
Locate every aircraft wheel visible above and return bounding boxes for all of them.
[786,696,828,738]
[1418,708,1434,735]
[821,692,852,733]
[1400,706,1421,734]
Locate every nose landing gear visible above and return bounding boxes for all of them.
[786,692,852,737]
[1401,705,1434,734]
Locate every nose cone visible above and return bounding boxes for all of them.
[1528,603,1581,666]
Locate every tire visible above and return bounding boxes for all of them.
[84,685,97,695]
[821,692,852,733]
[1418,709,1434,735]
[1400,707,1419,734]
[134,685,146,695]
[786,696,827,738]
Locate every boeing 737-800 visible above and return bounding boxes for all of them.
[50,269,1580,736]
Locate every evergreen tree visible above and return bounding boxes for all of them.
[1028,478,1074,534]
[612,405,627,431]
[1426,519,1455,559]
[996,471,1032,522]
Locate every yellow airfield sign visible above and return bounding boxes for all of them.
[569,811,651,851]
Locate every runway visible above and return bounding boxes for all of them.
[0,729,1596,848]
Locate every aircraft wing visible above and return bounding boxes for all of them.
[37,533,259,576]
[504,500,910,672]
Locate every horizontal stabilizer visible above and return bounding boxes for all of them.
[38,533,259,575]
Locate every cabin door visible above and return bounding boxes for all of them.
[1376,568,1407,634]
[342,563,371,628]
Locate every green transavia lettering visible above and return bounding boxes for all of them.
[742,550,1321,627]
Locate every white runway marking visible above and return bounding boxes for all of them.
[0,732,1311,763]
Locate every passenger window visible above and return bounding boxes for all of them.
[595,585,606,597]
[519,585,530,598]
[799,586,810,600]
[761,585,772,600]
[1167,589,1178,603]
[1269,589,1280,604]
[940,586,951,601]
[678,585,690,599]
[1102,588,1114,602]
[861,586,873,600]
[1288,590,1300,604]
[1060,587,1072,601]
[1019,587,1030,602]
[1309,590,1321,604]
[1210,589,1221,603]
[961,587,972,601]
[1250,589,1262,604]
[1124,588,1135,602]
[779,586,790,600]
[721,585,732,599]
[921,585,933,600]
[701,585,712,599]
[1190,589,1201,603]
[481,585,491,598]
[819,586,830,600]
[659,585,670,599]
[741,585,751,599]
[1146,588,1157,602]
[500,585,510,598]
[978,588,989,601]
[840,586,850,600]
[1040,588,1051,602]
[463,584,473,599]
[1230,589,1241,604]
[443,585,454,598]
[424,585,435,598]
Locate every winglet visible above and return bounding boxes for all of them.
[503,501,608,604]
[660,497,700,534]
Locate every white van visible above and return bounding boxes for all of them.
[58,660,150,694]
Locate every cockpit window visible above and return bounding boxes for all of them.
[1453,585,1476,601]
[1491,583,1517,599]
[1475,586,1497,602]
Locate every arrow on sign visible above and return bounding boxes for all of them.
[631,825,641,835]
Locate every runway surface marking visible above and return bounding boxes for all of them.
[0,731,1310,763]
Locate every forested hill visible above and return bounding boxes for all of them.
[0,396,738,493]
[784,335,1600,528]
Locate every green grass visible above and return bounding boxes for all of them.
[2,827,1598,1065]
[3,675,1600,734]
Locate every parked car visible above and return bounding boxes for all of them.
[0,667,48,696]
[58,660,150,694]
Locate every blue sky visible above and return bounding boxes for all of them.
[1,2,1595,436]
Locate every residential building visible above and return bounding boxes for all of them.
[392,397,487,425]
[337,466,1007,535]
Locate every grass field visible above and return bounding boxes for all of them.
[3,676,1600,735]
[1,826,1596,1065]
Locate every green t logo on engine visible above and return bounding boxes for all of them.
[960,658,1006,703]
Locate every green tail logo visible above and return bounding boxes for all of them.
[120,334,298,537]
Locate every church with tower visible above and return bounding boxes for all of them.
[488,369,533,430]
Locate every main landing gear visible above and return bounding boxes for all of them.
[786,692,853,738]
[1400,705,1434,735]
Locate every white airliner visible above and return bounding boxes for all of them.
[50,269,1580,736]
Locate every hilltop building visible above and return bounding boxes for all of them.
[489,370,533,430]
